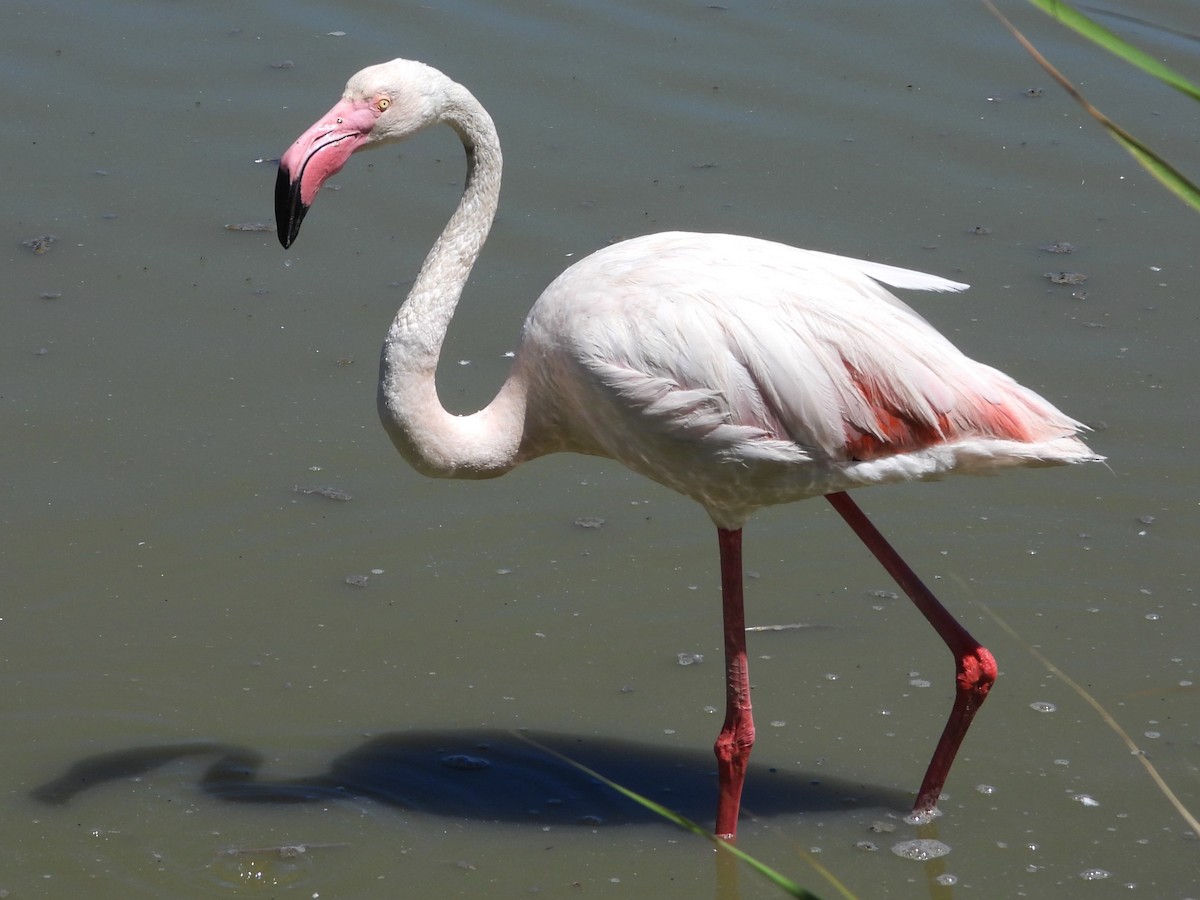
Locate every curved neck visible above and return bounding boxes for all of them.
[377,81,527,479]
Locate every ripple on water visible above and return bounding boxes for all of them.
[208,844,320,890]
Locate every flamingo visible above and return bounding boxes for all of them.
[274,58,1101,839]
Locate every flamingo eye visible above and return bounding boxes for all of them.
[377,97,391,112]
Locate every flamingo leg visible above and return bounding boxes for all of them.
[824,491,997,814]
[714,526,754,839]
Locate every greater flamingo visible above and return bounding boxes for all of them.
[274,59,1100,839]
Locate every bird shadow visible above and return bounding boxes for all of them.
[30,728,909,827]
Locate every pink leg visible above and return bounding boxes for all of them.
[825,491,997,815]
[713,527,754,839]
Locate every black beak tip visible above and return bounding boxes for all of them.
[274,163,308,249]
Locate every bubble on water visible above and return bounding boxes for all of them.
[824,673,839,681]
[1144,613,1160,621]
[855,840,878,851]
[1072,793,1100,807]
[1144,731,1160,739]
[934,873,958,886]
[890,839,951,861]
[1030,701,1057,713]
[904,806,942,825]
[1079,868,1110,881]
[909,678,931,688]
[1053,758,1070,766]
[975,784,997,795]
[676,652,703,666]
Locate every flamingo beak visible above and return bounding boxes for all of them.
[274,98,380,248]
[274,162,308,249]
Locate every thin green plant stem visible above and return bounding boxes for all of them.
[952,580,1200,835]
[983,0,1200,212]
[1026,0,1200,101]
[509,731,851,899]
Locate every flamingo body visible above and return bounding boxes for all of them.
[516,230,1092,528]
[275,58,1100,838]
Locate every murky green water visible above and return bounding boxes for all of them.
[4,1,1197,897]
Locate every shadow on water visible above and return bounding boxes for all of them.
[31,729,908,827]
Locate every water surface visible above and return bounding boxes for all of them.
[4,1,1197,896]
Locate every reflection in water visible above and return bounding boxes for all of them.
[32,729,908,827]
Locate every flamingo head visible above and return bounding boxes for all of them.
[275,59,447,248]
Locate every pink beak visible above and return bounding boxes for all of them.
[275,97,380,248]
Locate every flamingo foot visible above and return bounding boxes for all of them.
[714,717,754,840]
